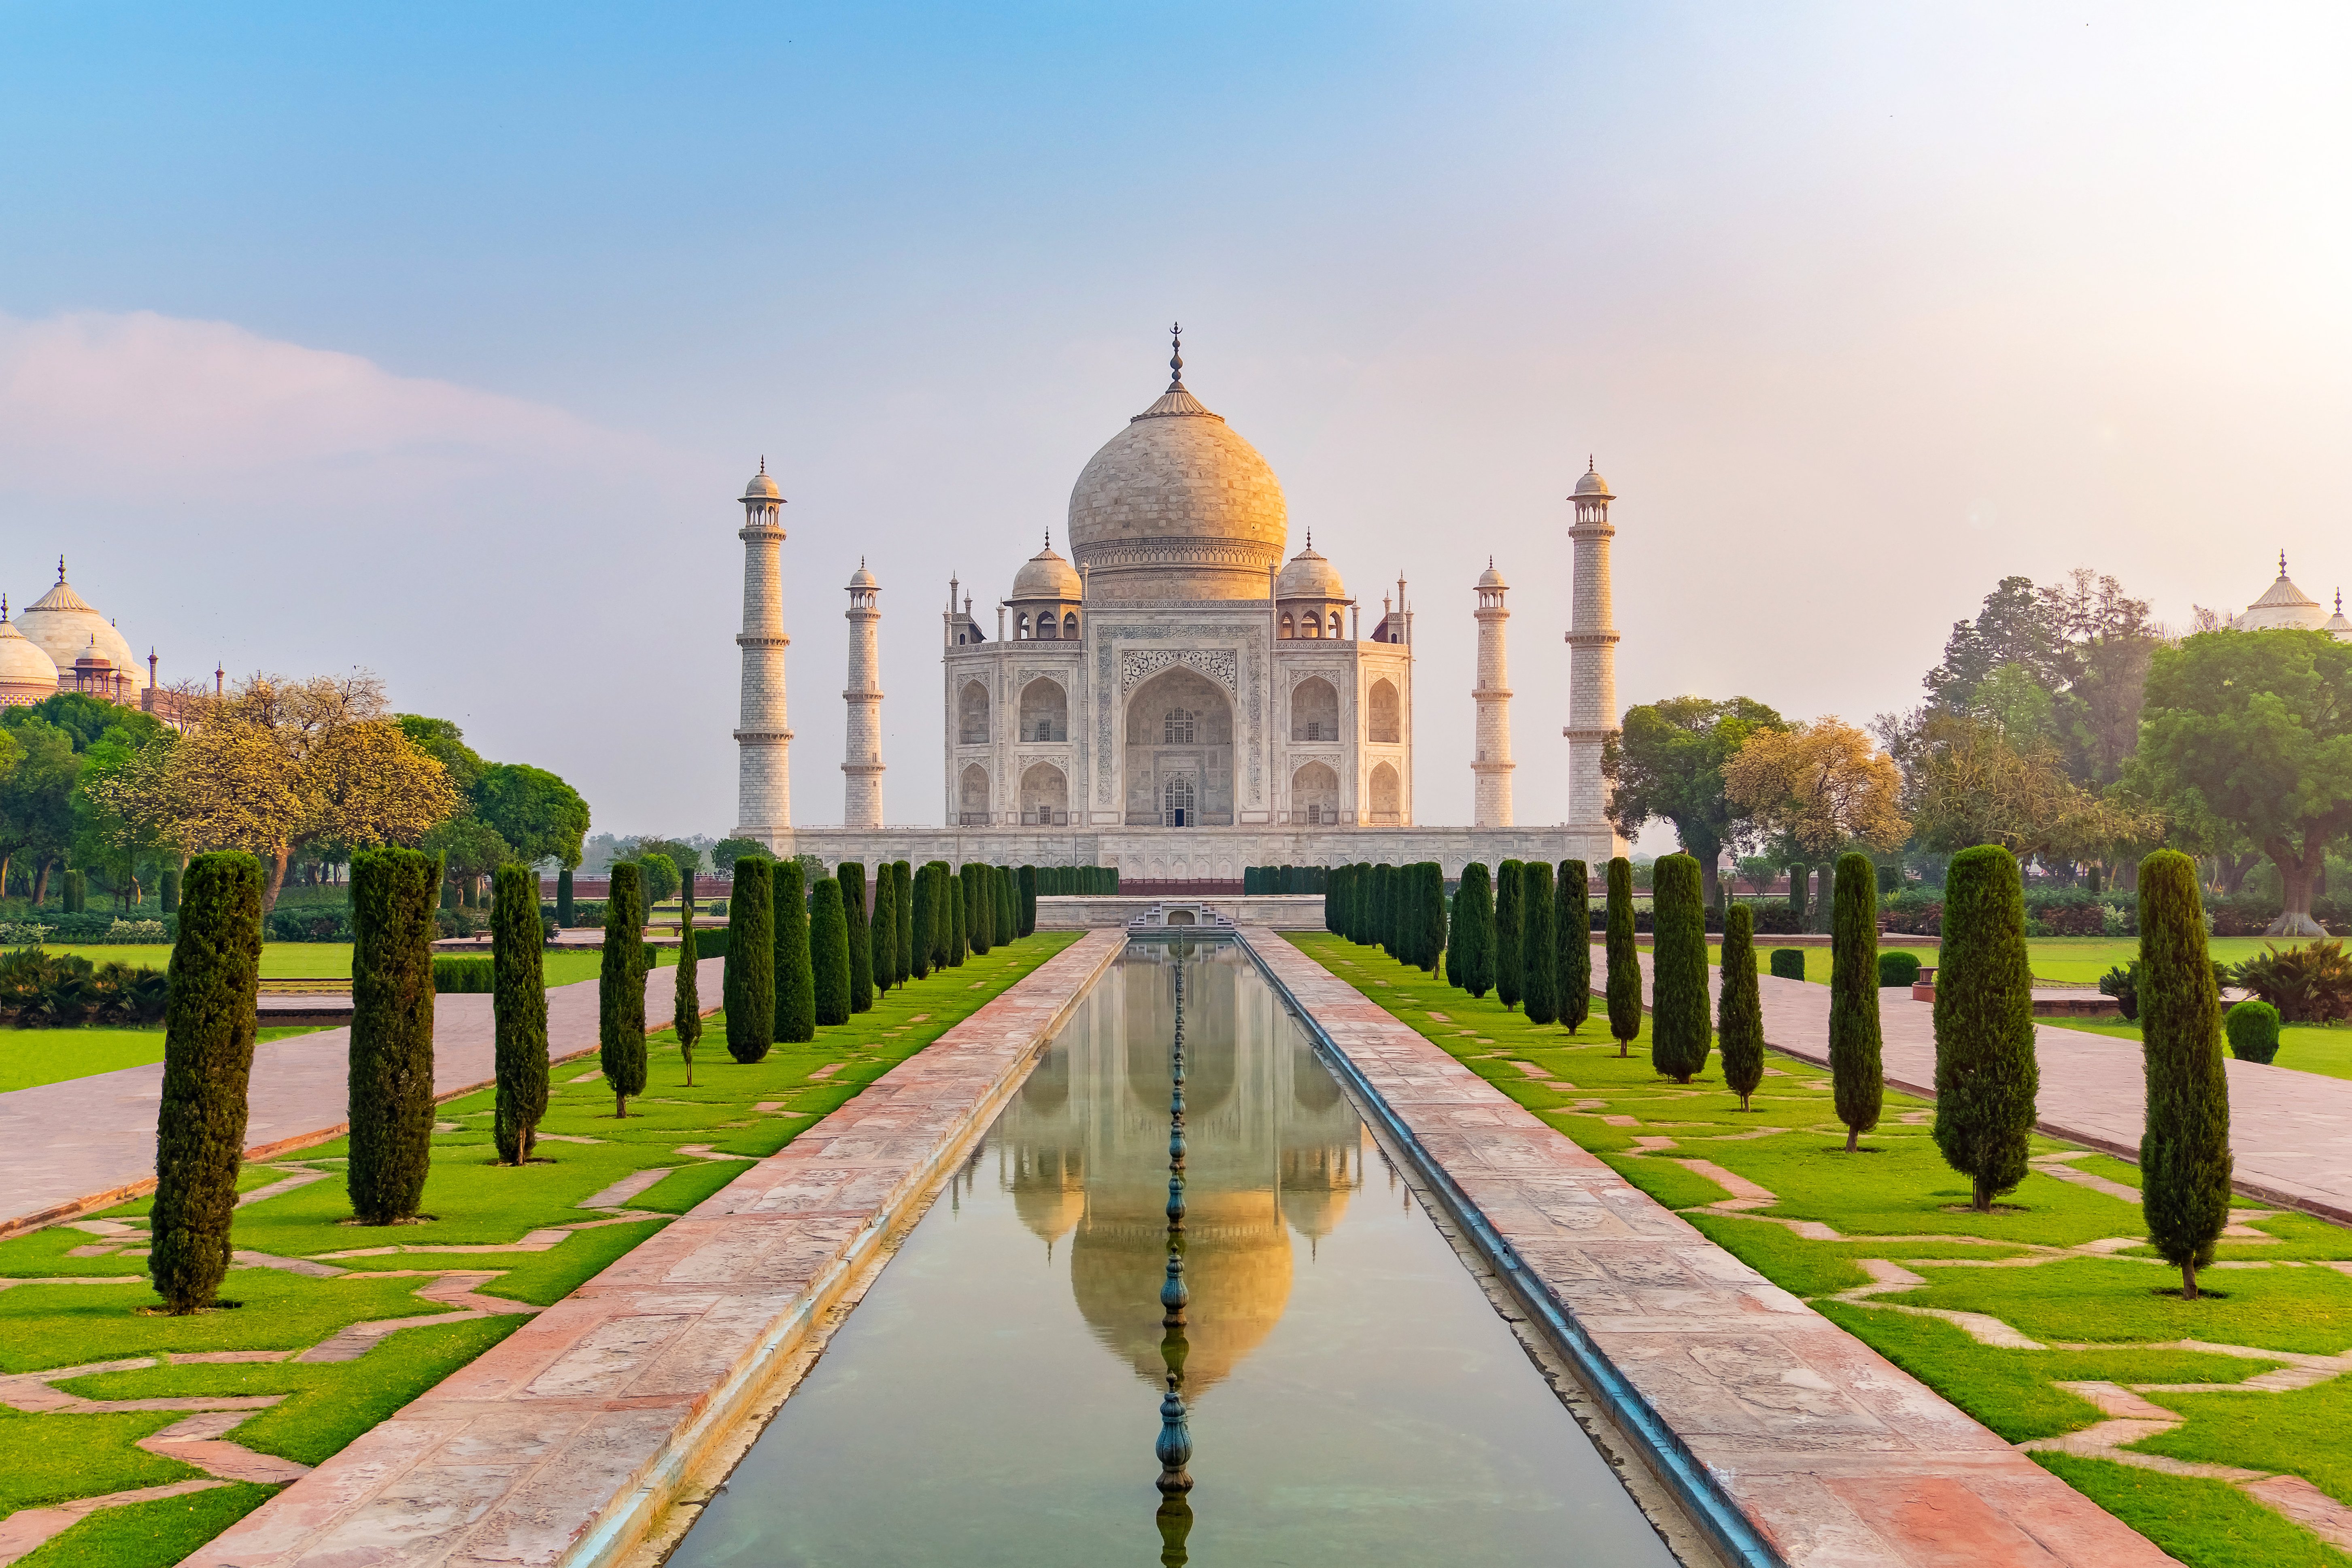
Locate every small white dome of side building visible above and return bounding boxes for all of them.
[0,598,60,707]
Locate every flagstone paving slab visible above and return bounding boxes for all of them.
[1252,929,2169,1568]
[179,928,1124,1568]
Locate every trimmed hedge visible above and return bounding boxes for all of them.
[1521,861,1557,1024]
[773,858,815,1043]
[1931,845,2036,1209]
[810,876,851,1027]
[1878,951,1923,988]
[1557,860,1590,1035]
[1495,860,1524,1010]
[348,846,439,1224]
[1769,948,1806,982]
[1649,854,1710,1084]
[723,858,775,1062]
[2225,999,2280,1064]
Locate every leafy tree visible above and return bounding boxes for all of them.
[492,862,548,1162]
[1717,904,1764,1110]
[1603,696,1785,908]
[1494,860,1523,1009]
[474,763,590,870]
[348,846,439,1223]
[0,717,77,903]
[774,858,816,1042]
[723,857,774,1061]
[1931,845,2036,1208]
[1453,863,1494,997]
[423,816,512,907]
[1902,714,2160,864]
[637,852,680,907]
[2137,850,2233,1299]
[1605,857,1641,1058]
[1521,861,1557,1023]
[1723,717,1910,857]
[2137,629,2352,935]
[600,863,649,1116]
[810,875,851,1026]
[1735,856,1778,898]
[149,851,262,1311]
[1650,854,1710,1082]
[1829,852,1883,1151]
[674,918,703,1086]
[712,836,769,875]
[394,715,486,795]
[839,863,873,1012]
[1557,860,1590,1033]
[1923,569,2157,786]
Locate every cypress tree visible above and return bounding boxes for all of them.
[1931,844,2037,1206]
[839,863,873,1013]
[948,865,968,965]
[1326,865,1343,934]
[1557,860,1591,1034]
[1455,864,1495,997]
[1605,856,1641,1058]
[150,850,262,1312]
[998,865,1017,946]
[1495,860,1524,1009]
[1718,903,1765,1111]
[160,866,181,914]
[870,865,898,997]
[1396,862,1422,968]
[2137,849,2232,1299]
[1828,851,1882,1151]
[1650,853,1711,1083]
[1365,863,1387,953]
[724,856,774,1060]
[1521,860,1558,1022]
[910,862,935,980]
[674,918,702,1086]
[1786,860,1806,926]
[492,862,548,1162]
[774,858,816,1042]
[967,863,992,954]
[1422,863,1447,973]
[894,860,915,981]
[348,846,439,1223]
[1020,864,1038,937]
[810,876,851,1027]
[557,865,574,927]
[600,863,649,1117]
[1443,875,1461,987]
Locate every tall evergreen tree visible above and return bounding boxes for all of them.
[1649,853,1711,1082]
[2138,849,2232,1298]
[150,850,262,1312]
[348,846,439,1222]
[724,857,774,1060]
[1521,860,1559,1023]
[1605,857,1641,1058]
[1455,863,1495,997]
[773,858,816,1042]
[1557,860,1591,1034]
[962,863,991,955]
[674,918,702,1086]
[1421,863,1447,972]
[1829,852,1883,1151]
[999,865,1018,945]
[600,862,649,1117]
[492,862,548,1162]
[810,876,851,1026]
[1931,844,2037,1206]
[556,865,575,927]
[1367,863,1389,953]
[1396,861,1423,968]
[1019,864,1037,937]
[1327,864,1345,935]
[894,860,916,981]
[839,863,873,1013]
[1494,860,1525,1009]
[948,865,968,966]
[1718,903,1765,1110]
[869,864,898,997]
[911,861,937,979]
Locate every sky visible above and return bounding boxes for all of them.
[4,2,2350,844]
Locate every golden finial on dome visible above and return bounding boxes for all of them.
[1167,323,1184,391]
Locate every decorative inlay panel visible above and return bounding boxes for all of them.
[1118,647,1238,694]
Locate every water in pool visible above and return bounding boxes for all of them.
[669,940,1676,1566]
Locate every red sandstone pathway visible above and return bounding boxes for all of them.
[0,959,725,1236]
[182,929,1125,1568]
[1258,931,2171,1568]
[1602,946,2352,1226]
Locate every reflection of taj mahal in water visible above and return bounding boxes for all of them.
[985,945,1364,1395]
[732,328,1627,880]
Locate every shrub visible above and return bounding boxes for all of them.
[160,868,180,915]
[348,846,439,1224]
[674,918,703,1086]
[810,876,851,1027]
[1769,948,1806,982]
[2098,962,2140,1021]
[2224,999,2280,1064]
[2138,849,2233,1300]
[1829,853,1883,1152]
[1557,860,1590,1034]
[556,866,574,927]
[64,869,85,913]
[267,907,352,942]
[432,958,495,992]
[1752,903,1802,935]
[1650,854,1710,1083]
[723,857,774,1062]
[839,863,872,1014]
[1787,861,1808,925]
[773,858,816,1042]
[1877,952,1922,988]
[2229,939,2352,1023]
[1931,845,2037,1209]
[1605,858,1641,1057]
[1494,860,1524,1010]
[492,863,548,1163]
[600,863,650,1116]
[149,851,263,1312]
[1718,904,1765,1111]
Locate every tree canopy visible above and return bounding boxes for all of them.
[1602,695,1784,905]
[1723,717,1910,857]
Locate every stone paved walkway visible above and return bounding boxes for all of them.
[0,960,724,1237]
[180,929,1125,1568]
[1602,946,2352,1226]
[1254,930,2171,1568]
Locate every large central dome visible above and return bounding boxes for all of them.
[1066,346,1288,602]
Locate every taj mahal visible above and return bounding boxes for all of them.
[732,329,1627,880]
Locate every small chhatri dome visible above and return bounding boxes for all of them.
[1572,455,1612,498]
[846,557,878,590]
[1013,533,1083,601]
[1477,556,1506,589]
[2325,589,2352,641]
[742,456,783,501]
[0,595,61,698]
[2237,551,2327,630]
[1276,537,1345,601]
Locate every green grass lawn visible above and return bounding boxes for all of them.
[36,943,676,984]
[1290,932,2352,1568]
[0,932,1076,1565]
[2048,1017,2352,1084]
[0,1025,328,1093]
[1667,935,2282,987]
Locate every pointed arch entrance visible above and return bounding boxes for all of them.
[1123,666,1234,826]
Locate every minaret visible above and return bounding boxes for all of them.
[734,459,792,842]
[1564,459,1623,846]
[1472,558,1513,827]
[842,559,885,828]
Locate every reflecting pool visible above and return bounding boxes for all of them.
[670,941,1676,1566]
